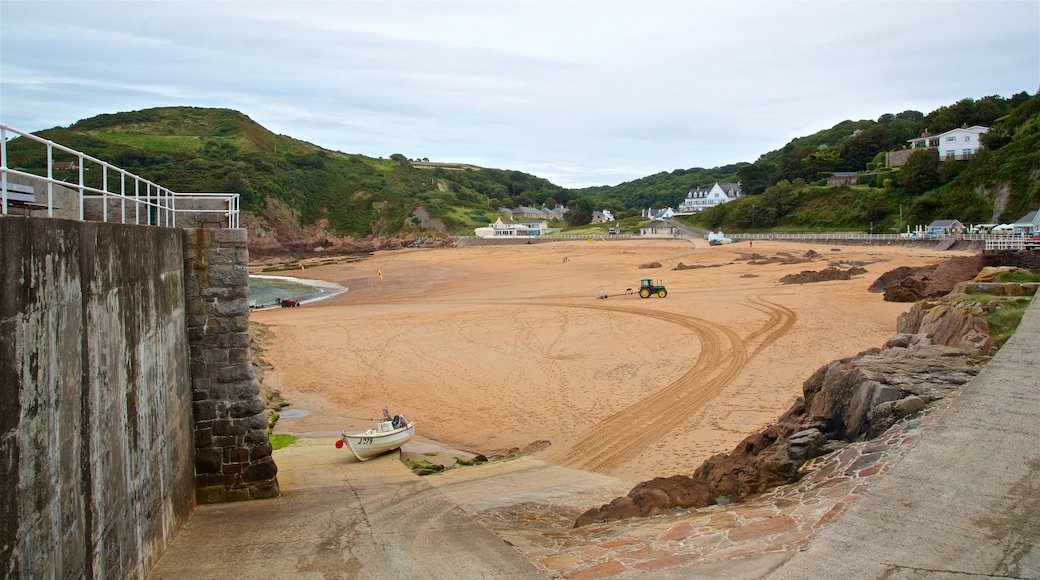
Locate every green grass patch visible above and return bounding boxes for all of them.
[991,271,1040,283]
[270,434,297,450]
[985,297,1033,347]
[92,132,204,154]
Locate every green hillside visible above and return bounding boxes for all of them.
[4,107,570,238]
[5,93,1038,239]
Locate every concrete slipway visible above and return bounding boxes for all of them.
[149,295,1039,579]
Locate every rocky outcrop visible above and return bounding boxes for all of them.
[575,316,987,528]
[241,197,447,261]
[877,255,985,302]
[779,266,867,285]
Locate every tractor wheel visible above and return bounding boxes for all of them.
[658,289,667,298]
[639,288,651,298]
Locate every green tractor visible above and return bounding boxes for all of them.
[638,277,667,298]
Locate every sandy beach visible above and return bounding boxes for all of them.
[252,238,969,484]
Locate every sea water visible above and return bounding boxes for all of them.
[248,275,347,309]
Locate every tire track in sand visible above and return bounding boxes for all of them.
[535,297,794,473]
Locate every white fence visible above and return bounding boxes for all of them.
[1,124,239,228]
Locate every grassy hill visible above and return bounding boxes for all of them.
[5,94,1038,242]
[4,107,571,239]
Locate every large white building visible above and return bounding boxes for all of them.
[678,182,744,214]
[909,125,989,161]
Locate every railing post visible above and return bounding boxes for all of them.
[77,152,85,221]
[1,125,7,214]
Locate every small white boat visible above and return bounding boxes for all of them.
[336,407,415,461]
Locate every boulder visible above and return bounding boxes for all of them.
[879,255,985,302]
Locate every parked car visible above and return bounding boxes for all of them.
[1025,235,1040,250]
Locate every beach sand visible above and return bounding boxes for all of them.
[252,238,968,485]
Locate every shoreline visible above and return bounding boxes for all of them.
[248,273,349,310]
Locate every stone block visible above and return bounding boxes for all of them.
[242,458,278,483]
[212,228,248,244]
[225,489,252,503]
[214,300,249,318]
[250,441,273,460]
[208,383,230,401]
[245,428,269,444]
[195,486,227,505]
[232,379,259,398]
[212,435,241,448]
[248,479,280,499]
[208,265,248,288]
[229,316,250,333]
[228,348,250,364]
[214,419,248,437]
[192,400,217,421]
[185,315,208,329]
[218,364,255,383]
[229,398,265,418]
[194,448,222,475]
[195,429,213,449]
[248,414,268,430]
[204,349,229,366]
[227,447,250,464]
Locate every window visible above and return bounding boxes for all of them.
[963,149,972,157]
[946,136,957,142]
[964,136,971,142]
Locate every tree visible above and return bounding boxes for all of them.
[900,149,940,194]
[565,198,593,227]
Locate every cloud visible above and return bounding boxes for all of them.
[2,1,1037,187]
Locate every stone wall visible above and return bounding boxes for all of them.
[184,228,279,503]
[983,250,1040,272]
[1,217,195,578]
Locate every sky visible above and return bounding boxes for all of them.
[1,1,1037,188]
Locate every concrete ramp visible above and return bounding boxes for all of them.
[768,296,1040,578]
[147,439,546,579]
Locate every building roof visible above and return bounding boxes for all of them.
[1014,210,1038,225]
[927,219,962,228]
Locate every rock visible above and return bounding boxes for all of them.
[639,262,663,269]
[880,255,985,302]
[778,266,867,285]
[869,266,918,293]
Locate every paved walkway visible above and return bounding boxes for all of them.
[149,297,1039,579]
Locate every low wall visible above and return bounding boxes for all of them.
[1,217,194,577]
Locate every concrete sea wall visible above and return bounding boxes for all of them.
[1,217,278,577]
[1,218,194,577]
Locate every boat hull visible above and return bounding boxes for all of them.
[344,422,416,461]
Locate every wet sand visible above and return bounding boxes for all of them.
[253,238,966,484]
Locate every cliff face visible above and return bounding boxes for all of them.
[575,263,1013,528]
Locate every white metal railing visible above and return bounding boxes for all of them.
[1,123,239,228]
[985,237,1026,251]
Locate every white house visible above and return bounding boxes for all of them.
[1012,210,1039,236]
[591,210,615,223]
[474,217,548,239]
[909,125,988,161]
[678,182,744,213]
[641,207,675,220]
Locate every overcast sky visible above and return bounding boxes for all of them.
[2,1,1037,187]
